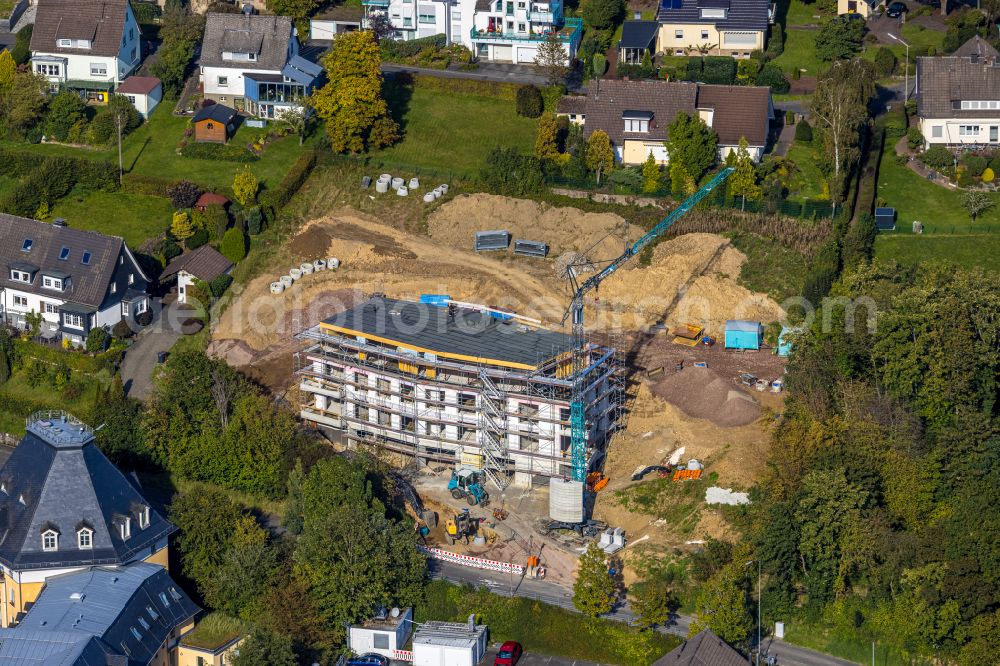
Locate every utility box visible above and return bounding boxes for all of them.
[413,619,488,666]
[724,320,763,350]
[875,207,896,231]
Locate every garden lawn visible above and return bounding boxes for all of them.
[373,84,538,179]
[0,366,109,435]
[50,187,173,247]
[772,29,826,76]
[875,234,1000,272]
[782,0,823,27]
[785,141,827,200]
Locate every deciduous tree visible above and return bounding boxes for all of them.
[581,0,625,30]
[586,130,615,184]
[232,166,259,206]
[963,190,994,222]
[171,211,194,245]
[814,16,865,62]
[535,32,569,86]
[689,567,752,647]
[232,627,298,666]
[727,137,761,210]
[573,543,615,616]
[810,59,875,200]
[666,111,717,182]
[534,111,560,161]
[313,31,398,153]
[630,579,676,629]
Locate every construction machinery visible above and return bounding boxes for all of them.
[448,467,490,506]
[445,508,476,545]
[672,323,704,347]
[563,168,735,487]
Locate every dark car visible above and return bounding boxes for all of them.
[886,1,908,16]
[494,641,523,666]
[347,654,389,666]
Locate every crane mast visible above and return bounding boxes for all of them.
[567,167,734,482]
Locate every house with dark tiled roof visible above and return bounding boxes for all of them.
[655,0,771,58]
[0,215,150,345]
[0,412,175,627]
[564,78,772,166]
[651,629,746,666]
[619,20,659,64]
[199,13,323,119]
[160,246,234,305]
[29,0,142,101]
[916,36,1000,148]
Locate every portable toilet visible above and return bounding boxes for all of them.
[776,326,800,357]
[725,320,763,350]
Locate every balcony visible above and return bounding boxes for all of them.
[471,17,582,43]
[362,0,389,6]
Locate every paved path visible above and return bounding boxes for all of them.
[430,559,860,666]
[119,318,181,401]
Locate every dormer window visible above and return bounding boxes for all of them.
[77,528,93,550]
[42,529,58,552]
[42,276,63,291]
[59,39,71,47]
[10,269,31,283]
[623,110,652,133]
[700,7,726,17]
[119,517,131,540]
[137,504,150,529]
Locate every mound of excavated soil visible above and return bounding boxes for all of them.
[651,366,762,427]
[426,193,643,259]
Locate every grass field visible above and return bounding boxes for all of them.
[785,141,828,200]
[875,234,1000,272]
[418,580,679,666]
[727,231,810,300]
[782,0,823,27]
[772,29,826,76]
[373,83,538,179]
[50,188,173,247]
[784,621,931,666]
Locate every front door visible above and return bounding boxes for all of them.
[991,126,998,142]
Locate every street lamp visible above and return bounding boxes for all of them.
[887,33,911,103]
[745,560,761,666]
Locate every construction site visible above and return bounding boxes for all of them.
[210,171,794,587]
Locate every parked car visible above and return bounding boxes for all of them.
[494,641,523,666]
[886,1,908,17]
[348,654,389,666]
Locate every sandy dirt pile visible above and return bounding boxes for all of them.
[650,366,762,427]
[426,193,644,259]
[592,233,784,335]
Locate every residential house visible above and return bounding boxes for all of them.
[0,412,174,627]
[556,95,586,125]
[160,245,234,305]
[651,629,746,666]
[311,5,364,38]
[916,36,1000,148]
[199,13,324,119]
[0,564,200,665]
[29,0,142,101]
[619,20,659,64]
[655,0,770,58]
[363,0,581,65]
[116,75,163,118]
[193,103,239,143]
[0,215,150,345]
[567,78,773,166]
[837,0,882,17]
[176,624,245,666]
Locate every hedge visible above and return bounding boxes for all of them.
[179,142,259,163]
[0,153,118,217]
[407,74,519,101]
[381,33,446,60]
[122,173,181,197]
[13,339,123,374]
[259,150,318,211]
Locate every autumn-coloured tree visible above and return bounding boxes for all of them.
[585,130,615,184]
[642,152,660,194]
[312,31,399,153]
[0,49,15,91]
[534,112,560,161]
[171,211,194,246]
[727,136,761,211]
[232,166,258,207]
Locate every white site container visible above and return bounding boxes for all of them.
[423,193,435,203]
[279,275,293,288]
[391,177,404,190]
[375,180,389,193]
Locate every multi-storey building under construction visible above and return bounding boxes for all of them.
[295,296,623,490]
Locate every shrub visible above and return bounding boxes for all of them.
[983,167,995,183]
[481,147,544,196]
[122,173,179,197]
[179,142,259,162]
[920,145,954,170]
[592,53,606,78]
[259,150,316,212]
[700,56,737,85]
[516,85,544,118]
[244,206,263,235]
[167,181,202,209]
[87,112,116,145]
[162,237,182,263]
[766,23,784,58]
[756,63,790,93]
[137,310,153,327]
[209,273,233,297]
[906,126,924,151]
[112,320,133,340]
[541,84,567,113]
[11,25,31,65]
[873,47,896,76]
[45,92,88,142]
[884,106,908,138]
[380,33,446,60]
[962,153,988,177]
[785,110,795,125]
[85,327,109,353]
[220,227,247,264]
[795,120,813,143]
[187,227,210,249]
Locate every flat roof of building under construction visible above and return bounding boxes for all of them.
[320,297,576,371]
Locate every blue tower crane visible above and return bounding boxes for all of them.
[565,167,734,482]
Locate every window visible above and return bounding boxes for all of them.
[127,94,136,104]
[42,276,62,290]
[121,302,129,316]
[373,633,390,649]
[137,616,150,631]
[111,283,117,294]
[42,530,58,552]
[960,125,980,136]
[58,246,70,261]
[158,592,170,607]
[129,28,135,40]
[248,53,256,61]
[21,239,32,252]
[169,587,182,601]
[218,75,229,87]
[119,517,131,540]
[517,22,525,31]
[77,529,92,549]
[10,270,30,283]
[138,505,150,528]
[90,63,108,77]
[64,313,84,329]
[128,273,134,285]
[44,303,57,314]
[12,296,27,308]
[701,29,709,39]
[701,7,726,18]
[130,626,142,641]
[136,299,147,314]
[624,118,649,132]
[961,100,1000,110]
[403,17,412,26]
[131,48,137,61]
[36,63,60,76]
[932,125,942,138]
[675,29,683,39]
[219,96,226,102]
[452,10,462,18]
[418,13,435,23]
[146,605,159,621]
[81,251,92,265]
[59,38,72,46]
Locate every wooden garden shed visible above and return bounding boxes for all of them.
[193,104,238,144]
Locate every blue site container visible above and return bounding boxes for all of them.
[725,320,763,350]
[419,294,452,307]
[776,326,799,357]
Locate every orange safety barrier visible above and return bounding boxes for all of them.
[672,469,703,481]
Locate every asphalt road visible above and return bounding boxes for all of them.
[428,560,859,666]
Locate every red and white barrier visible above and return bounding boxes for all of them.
[393,650,414,662]
[419,545,525,576]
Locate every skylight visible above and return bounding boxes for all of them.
[59,246,70,261]
[81,251,92,265]
[21,239,32,252]
[130,626,142,641]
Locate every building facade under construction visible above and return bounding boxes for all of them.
[295,296,623,491]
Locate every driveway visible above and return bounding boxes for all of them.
[119,307,182,401]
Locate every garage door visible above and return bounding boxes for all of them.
[493,45,513,61]
[311,20,335,40]
[517,46,535,63]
